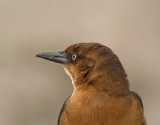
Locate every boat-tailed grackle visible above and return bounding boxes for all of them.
[36,42,147,125]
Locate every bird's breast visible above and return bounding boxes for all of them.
[59,90,139,125]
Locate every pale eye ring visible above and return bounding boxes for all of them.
[72,54,77,60]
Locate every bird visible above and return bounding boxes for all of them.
[36,42,147,125]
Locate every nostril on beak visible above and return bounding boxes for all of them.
[50,56,54,59]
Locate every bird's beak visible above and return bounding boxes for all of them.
[36,51,68,64]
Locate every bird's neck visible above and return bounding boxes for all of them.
[73,68,130,97]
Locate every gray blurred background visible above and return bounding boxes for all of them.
[0,0,160,125]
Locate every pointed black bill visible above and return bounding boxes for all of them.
[36,51,68,64]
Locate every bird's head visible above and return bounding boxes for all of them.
[36,43,129,95]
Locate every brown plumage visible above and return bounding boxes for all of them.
[36,42,147,125]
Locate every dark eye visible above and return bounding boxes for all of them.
[72,54,77,60]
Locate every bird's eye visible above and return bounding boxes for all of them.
[72,54,77,60]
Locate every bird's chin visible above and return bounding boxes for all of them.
[63,66,75,84]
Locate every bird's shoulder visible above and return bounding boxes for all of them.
[130,91,143,108]
[57,96,70,125]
